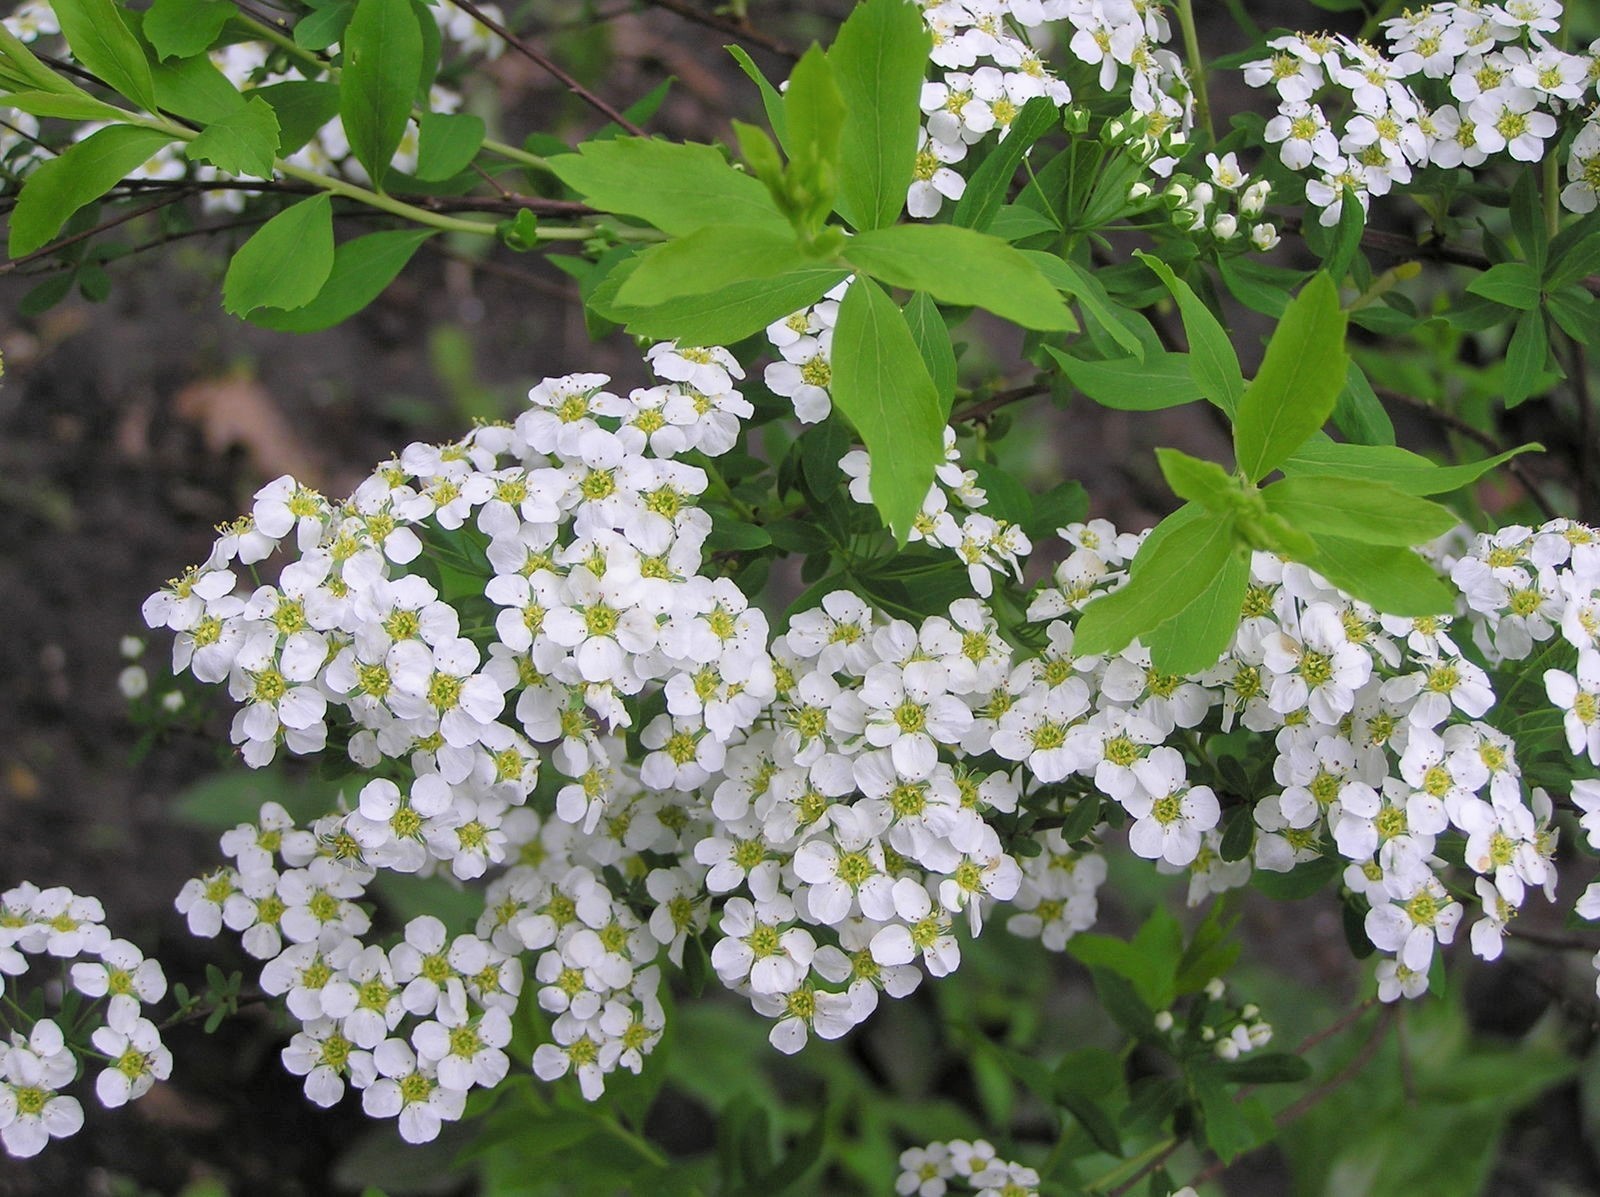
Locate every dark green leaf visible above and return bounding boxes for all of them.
[827,0,930,230]
[1025,479,1088,538]
[1333,359,1394,445]
[1047,347,1200,411]
[1261,476,1458,546]
[1215,1053,1313,1085]
[339,0,424,191]
[295,0,354,51]
[143,0,235,59]
[222,194,335,316]
[1194,1073,1268,1163]
[414,111,484,181]
[249,228,433,331]
[1233,272,1349,482]
[1546,285,1600,345]
[1303,534,1453,616]
[846,223,1074,331]
[1057,1087,1123,1158]
[51,0,158,113]
[830,276,946,542]
[1135,251,1243,414]
[1087,966,1157,1040]
[1547,232,1600,290]
[254,81,343,156]
[952,95,1060,232]
[904,291,956,416]
[1510,170,1547,272]
[1467,261,1541,310]
[1503,307,1548,408]
[8,126,175,257]
[548,137,787,235]
[185,95,280,178]
[615,225,812,307]
[1323,189,1365,281]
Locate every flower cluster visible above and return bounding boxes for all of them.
[1150,149,1282,253]
[1242,0,1600,224]
[0,883,169,1158]
[1152,976,1274,1062]
[909,0,1191,217]
[896,1138,1040,1197]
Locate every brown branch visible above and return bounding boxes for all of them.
[638,0,799,61]
[449,0,647,135]
[1375,385,1561,520]
[106,176,595,217]
[952,382,1050,424]
[0,197,181,274]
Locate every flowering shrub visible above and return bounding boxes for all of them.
[8,0,1600,1192]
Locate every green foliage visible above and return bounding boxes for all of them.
[339,0,424,191]
[414,111,485,181]
[50,0,157,113]
[546,139,789,236]
[8,125,175,256]
[184,95,281,178]
[249,228,434,332]
[221,194,335,316]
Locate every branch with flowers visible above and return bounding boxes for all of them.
[7,0,1600,1192]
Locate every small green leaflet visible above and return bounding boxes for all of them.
[254,81,343,156]
[1467,261,1541,311]
[151,52,248,123]
[1303,535,1454,615]
[781,46,845,233]
[546,138,788,236]
[1141,550,1249,676]
[185,96,281,178]
[844,224,1075,331]
[144,0,235,60]
[8,126,175,257]
[827,0,930,231]
[904,291,957,416]
[1282,439,1540,495]
[591,257,845,345]
[50,0,158,114]
[1135,251,1243,414]
[222,194,335,316]
[1232,272,1348,482]
[830,277,945,543]
[339,0,424,191]
[1503,307,1550,408]
[726,46,787,147]
[1259,476,1458,546]
[1047,347,1200,411]
[0,90,127,122]
[249,229,434,332]
[414,111,485,181]
[614,226,813,307]
[1155,447,1236,509]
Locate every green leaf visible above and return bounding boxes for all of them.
[1030,255,1145,358]
[1261,476,1458,546]
[1302,535,1454,616]
[827,0,930,230]
[51,0,158,113]
[845,224,1075,331]
[414,110,484,181]
[253,81,342,156]
[1155,447,1236,509]
[1074,511,1238,658]
[952,95,1060,232]
[0,90,128,121]
[1546,285,1600,345]
[1141,548,1249,676]
[1503,307,1548,408]
[781,45,845,232]
[1333,359,1394,445]
[1467,261,1541,310]
[1194,1073,1270,1163]
[614,225,812,307]
[8,125,175,257]
[830,276,945,542]
[150,53,247,123]
[339,0,423,191]
[144,0,234,60]
[547,137,787,236]
[1547,231,1600,290]
[726,45,787,146]
[592,257,845,345]
[222,194,335,316]
[1233,272,1349,482]
[1134,251,1243,414]
[185,95,280,178]
[904,291,956,417]
[1214,1053,1313,1085]
[249,228,433,331]
[1282,438,1540,495]
[295,0,354,51]
[1323,188,1365,282]
[1046,347,1201,411]
[1086,966,1157,1040]
[0,22,78,94]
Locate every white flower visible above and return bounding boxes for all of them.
[91,1007,171,1109]
[1122,747,1220,867]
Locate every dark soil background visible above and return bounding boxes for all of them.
[2,2,1599,1194]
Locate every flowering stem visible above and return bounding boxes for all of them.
[1174,0,1212,143]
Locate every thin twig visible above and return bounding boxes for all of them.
[639,0,799,61]
[106,176,594,217]
[952,382,1050,425]
[1375,385,1561,520]
[449,0,647,135]
[0,197,180,273]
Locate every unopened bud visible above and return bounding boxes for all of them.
[1241,179,1271,216]
[1212,213,1239,240]
[1154,1010,1175,1032]
[1251,222,1280,251]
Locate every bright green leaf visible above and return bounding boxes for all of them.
[1155,447,1237,509]
[546,138,788,236]
[726,45,787,146]
[830,276,945,542]
[1302,535,1454,616]
[845,224,1075,331]
[221,194,335,316]
[1261,476,1458,546]
[782,45,844,232]
[904,291,956,417]
[592,258,845,345]
[615,225,812,307]
[51,0,158,113]
[339,0,423,191]
[1047,347,1200,411]
[1467,261,1541,310]
[1233,272,1349,482]
[185,95,280,178]
[8,125,175,257]
[294,0,354,51]
[952,95,1060,232]
[414,111,484,181]
[827,0,930,230]
[1135,250,1243,413]
[150,52,248,123]
[0,90,128,121]
[1334,358,1395,445]
[249,228,433,331]
[144,0,234,60]
[1282,438,1540,494]
[1142,548,1249,676]
[1030,255,1144,357]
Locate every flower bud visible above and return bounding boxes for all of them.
[1128,181,1153,202]
[1241,179,1271,216]
[1154,1010,1174,1032]
[1215,1037,1240,1060]
[1251,222,1281,251]
[1211,213,1239,240]
[118,666,149,700]
[1204,978,1226,1000]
